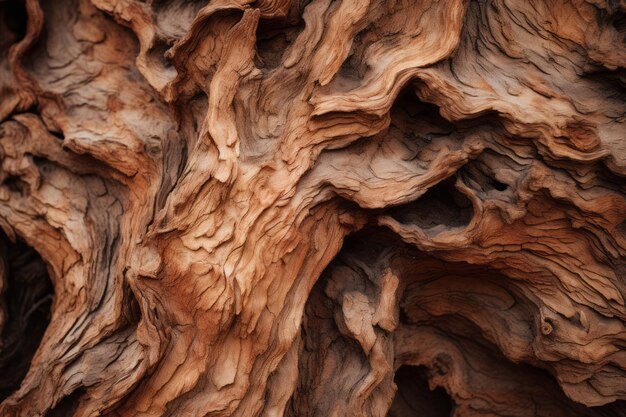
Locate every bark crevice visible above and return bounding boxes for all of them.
[0,231,52,403]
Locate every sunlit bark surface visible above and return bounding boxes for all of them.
[1,0,626,416]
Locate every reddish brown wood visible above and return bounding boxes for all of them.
[0,0,625,416]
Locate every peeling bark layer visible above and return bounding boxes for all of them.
[0,0,625,416]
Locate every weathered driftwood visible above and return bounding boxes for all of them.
[1,0,625,416]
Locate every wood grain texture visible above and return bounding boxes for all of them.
[0,0,625,416]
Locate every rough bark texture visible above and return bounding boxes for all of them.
[1,0,626,416]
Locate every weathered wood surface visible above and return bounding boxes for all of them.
[0,0,625,416]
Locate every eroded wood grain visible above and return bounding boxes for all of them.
[0,0,625,416]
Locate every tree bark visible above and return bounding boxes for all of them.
[1,0,626,416]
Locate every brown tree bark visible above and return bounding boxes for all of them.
[1,0,626,416]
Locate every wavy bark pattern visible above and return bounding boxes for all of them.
[0,0,625,416]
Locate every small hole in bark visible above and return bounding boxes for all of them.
[255,19,304,71]
[0,231,53,401]
[123,282,142,326]
[492,179,508,191]
[540,319,553,336]
[150,37,176,72]
[612,12,626,35]
[399,307,410,325]
[49,130,65,141]
[386,180,473,230]
[458,154,517,198]
[46,387,86,417]
[2,175,26,193]
[395,88,455,137]
[388,365,454,417]
[0,0,27,44]
[584,68,626,99]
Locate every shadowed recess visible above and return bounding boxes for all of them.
[0,231,53,401]
[255,17,305,71]
[387,365,453,417]
[298,225,626,416]
[46,388,86,417]
[386,180,473,230]
[0,0,27,47]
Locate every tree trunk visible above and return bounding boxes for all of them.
[1,0,626,416]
